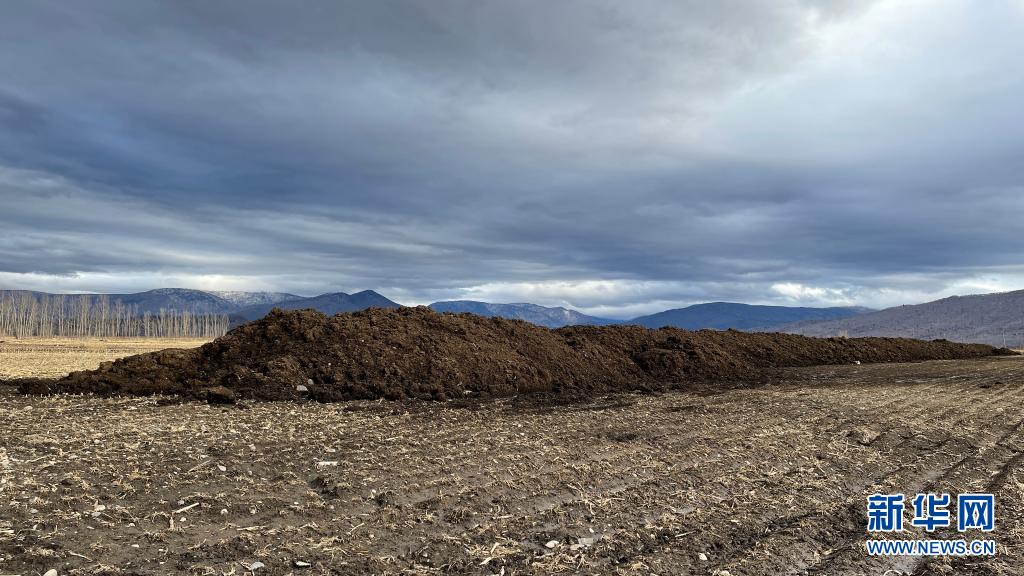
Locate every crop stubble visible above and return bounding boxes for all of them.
[0,338,210,380]
[2,353,1023,574]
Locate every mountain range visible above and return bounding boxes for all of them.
[4,287,1024,346]
[778,289,1024,347]
[0,289,867,330]
[207,291,301,308]
[0,288,399,321]
[428,300,613,328]
[0,288,257,315]
[232,290,400,320]
[626,302,869,330]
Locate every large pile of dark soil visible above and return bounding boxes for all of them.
[15,307,1016,402]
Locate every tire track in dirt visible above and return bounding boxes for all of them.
[910,419,1024,576]
[682,360,1024,575]
[795,379,1024,575]
[699,417,946,571]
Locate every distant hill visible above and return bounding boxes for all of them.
[9,287,1023,344]
[0,288,400,320]
[207,291,299,308]
[779,290,1024,347]
[0,288,238,314]
[627,302,870,330]
[429,300,615,328]
[233,290,401,320]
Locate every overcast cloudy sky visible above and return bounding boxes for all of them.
[2,1,1024,317]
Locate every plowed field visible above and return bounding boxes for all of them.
[2,355,1022,575]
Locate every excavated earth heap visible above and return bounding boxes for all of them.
[14,307,1015,402]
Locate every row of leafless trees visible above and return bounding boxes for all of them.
[0,292,229,338]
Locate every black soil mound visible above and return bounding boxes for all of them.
[15,307,1016,402]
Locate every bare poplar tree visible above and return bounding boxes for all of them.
[0,291,229,339]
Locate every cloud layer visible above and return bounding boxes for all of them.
[2,0,1024,317]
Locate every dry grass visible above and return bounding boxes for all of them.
[0,337,209,379]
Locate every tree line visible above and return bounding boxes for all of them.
[0,292,229,338]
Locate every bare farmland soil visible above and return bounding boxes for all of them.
[2,356,1023,575]
[0,338,211,379]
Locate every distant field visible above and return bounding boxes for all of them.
[0,337,209,379]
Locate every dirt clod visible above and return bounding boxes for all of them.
[204,385,237,405]
[15,306,1013,402]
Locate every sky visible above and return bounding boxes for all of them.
[2,0,1024,318]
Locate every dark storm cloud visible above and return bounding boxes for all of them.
[2,0,1024,315]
